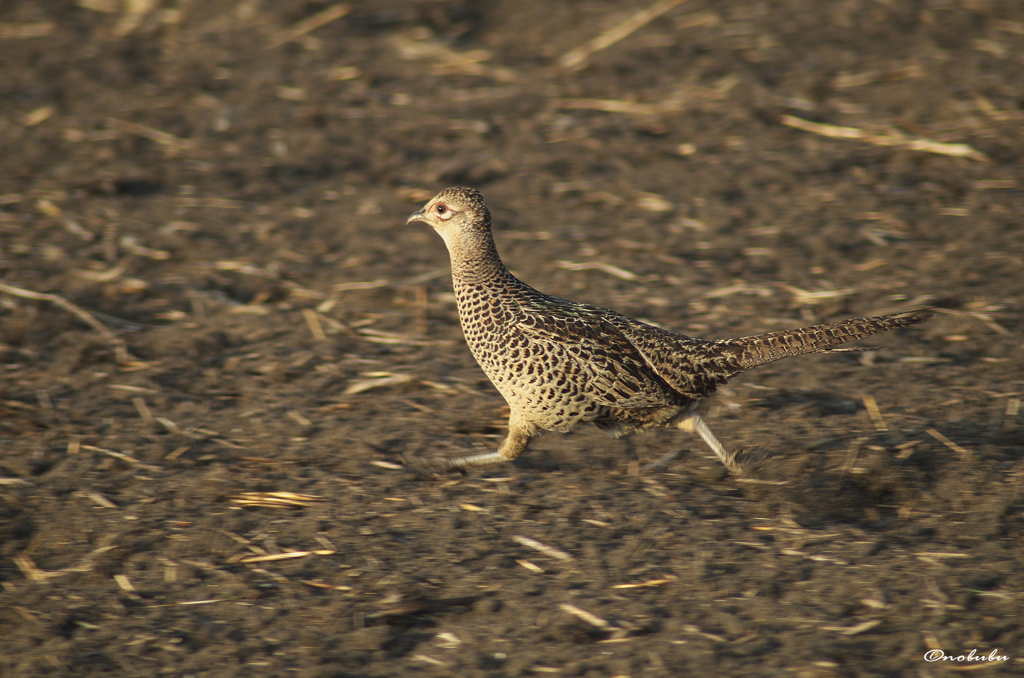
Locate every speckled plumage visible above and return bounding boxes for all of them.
[408,187,930,473]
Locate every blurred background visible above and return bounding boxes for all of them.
[1,1,1022,676]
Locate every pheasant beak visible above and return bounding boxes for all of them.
[406,208,427,225]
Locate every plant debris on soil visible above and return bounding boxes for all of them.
[1,1,1022,676]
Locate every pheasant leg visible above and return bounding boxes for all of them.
[438,425,534,472]
[643,411,738,473]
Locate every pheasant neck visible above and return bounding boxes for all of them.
[446,232,510,286]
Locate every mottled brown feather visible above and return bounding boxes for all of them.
[409,187,930,469]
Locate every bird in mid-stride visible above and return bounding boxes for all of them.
[407,187,930,474]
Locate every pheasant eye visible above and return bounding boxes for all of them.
[436,204,447,214]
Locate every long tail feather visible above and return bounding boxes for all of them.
[726,308,932,371]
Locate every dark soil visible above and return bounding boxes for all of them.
[2,1,1023,676]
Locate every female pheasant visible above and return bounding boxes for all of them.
[408,187,929,473]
